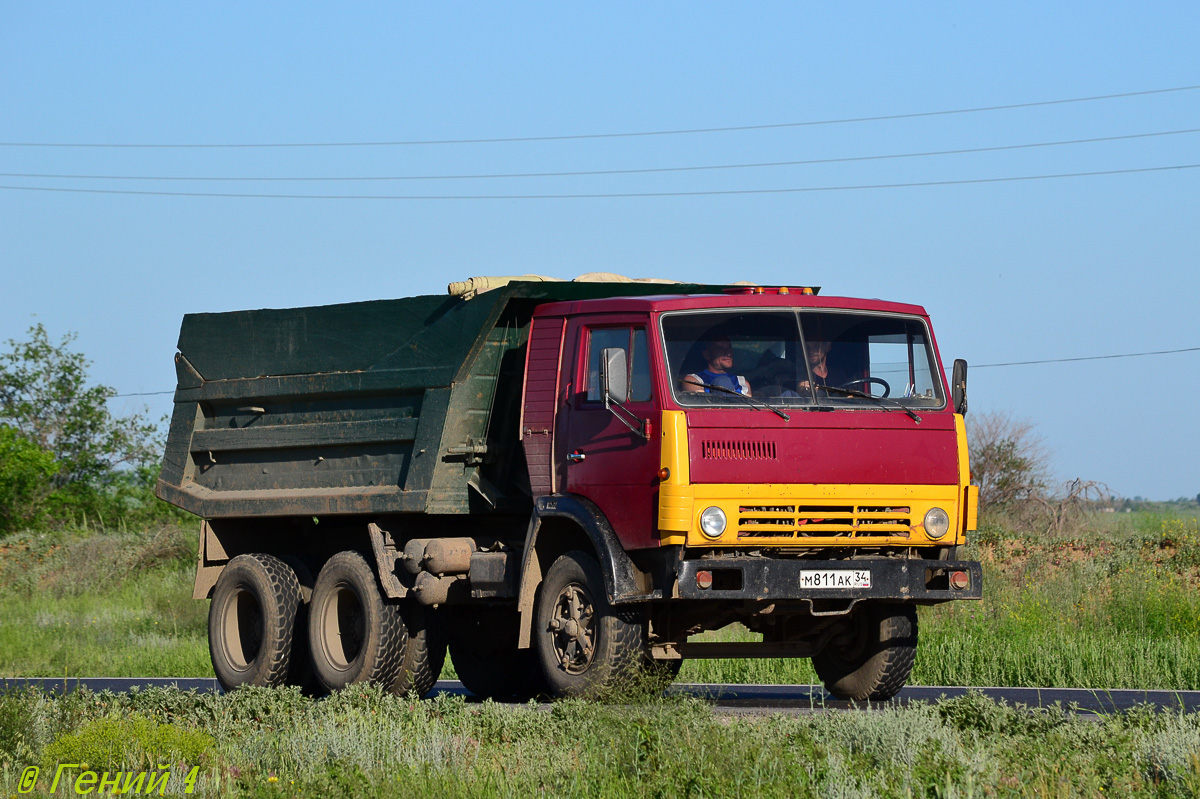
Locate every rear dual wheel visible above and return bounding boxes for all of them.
[392,603,447,698]
[210,550,448,696]
[308,551,407,691]
[208,553,304,691]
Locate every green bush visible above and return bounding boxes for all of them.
[42,715,213,773]
[0,425,58,534]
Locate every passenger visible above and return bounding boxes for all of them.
[683,338,751,396]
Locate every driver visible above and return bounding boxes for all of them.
[797,339,833,392]
[683,338,751,396]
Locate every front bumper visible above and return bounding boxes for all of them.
[676,557,982,603]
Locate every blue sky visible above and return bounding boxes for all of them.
[2,3,1197,499]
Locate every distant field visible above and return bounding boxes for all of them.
[1,511,1198,690]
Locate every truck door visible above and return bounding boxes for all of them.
[561,317,661,550]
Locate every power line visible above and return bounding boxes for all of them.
[2,163,1196,200]
[4,128,1197,183]
[974,346,1200,368]
[113,345,1200,397]
[3,84,1198,149]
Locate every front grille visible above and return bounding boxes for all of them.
[700,439,777,460]
[737,504,912,539]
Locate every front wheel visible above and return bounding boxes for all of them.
[812,603,917,701]
[534,550,644,698]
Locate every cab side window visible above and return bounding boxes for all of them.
[586,326,652,402]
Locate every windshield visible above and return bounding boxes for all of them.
[661,309,945,409]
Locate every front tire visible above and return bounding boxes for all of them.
[813,602,917,701]
[534,550,644,698]
[208,553,302,691]
[308,551,407,692]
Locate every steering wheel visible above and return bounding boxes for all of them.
[840,377,891,398]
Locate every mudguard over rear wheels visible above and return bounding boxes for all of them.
[208,553,303,691]
[812,602,918,701]
[308,551,407,692]
[534,550,644,698]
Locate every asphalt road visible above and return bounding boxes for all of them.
[3,678,1197,715]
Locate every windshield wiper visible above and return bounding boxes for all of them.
[682,379,790,421]
[816,385,922,424]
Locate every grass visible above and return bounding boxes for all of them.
[1,683,1199,797]
[0,524,209,679]
[1,510,1199,690]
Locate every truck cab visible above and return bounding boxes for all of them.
[519,287,979,698]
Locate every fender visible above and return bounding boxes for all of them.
[516,494,660,647]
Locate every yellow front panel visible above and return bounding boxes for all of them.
[964,484,979,531]
[678,483,962,547]
[657,411,691,545]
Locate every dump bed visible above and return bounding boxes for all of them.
[156,280,731,519]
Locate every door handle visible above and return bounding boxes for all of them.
[567,451,586,463]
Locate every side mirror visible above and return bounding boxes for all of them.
[951,359,968,416]
[601,347,629,405]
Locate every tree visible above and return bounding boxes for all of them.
[0,324,161,490]
[0,424,58,533]
[967,410,1048,508]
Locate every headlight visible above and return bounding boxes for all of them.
[923,507,951,539]
[699,506,727,539]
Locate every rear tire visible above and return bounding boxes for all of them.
[390,603,447,698]
[534,550,644,698]
[279,555,322,695]
[308,551,407,692]
[813,603,917,701]
[208,553,302,691]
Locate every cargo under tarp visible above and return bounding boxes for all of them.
[157,280,739,519]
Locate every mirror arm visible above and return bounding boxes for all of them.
[604,395,650,439]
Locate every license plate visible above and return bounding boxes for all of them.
[799,569,871,589]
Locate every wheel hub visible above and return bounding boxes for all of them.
[548,582,595,675]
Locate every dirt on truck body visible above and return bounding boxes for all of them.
[158,277,981,700]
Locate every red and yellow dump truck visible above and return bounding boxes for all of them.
[158,277,980,700]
